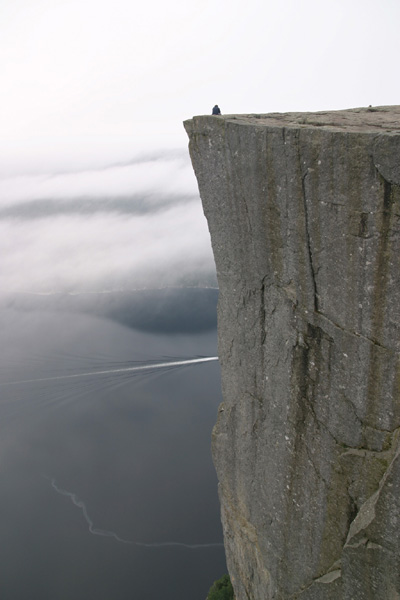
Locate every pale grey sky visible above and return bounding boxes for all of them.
[2,0,400,173]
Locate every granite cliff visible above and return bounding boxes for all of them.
[184,107,400,599]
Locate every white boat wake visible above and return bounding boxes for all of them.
[1,356,219,386]
[47,477,223,550]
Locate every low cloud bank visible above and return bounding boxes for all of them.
[0,152,216,297]
[0,151,197,206]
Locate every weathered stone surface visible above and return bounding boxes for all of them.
[184,106,400,599]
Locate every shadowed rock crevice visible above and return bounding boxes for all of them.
[298,151,319,313]
[184,106,400,600]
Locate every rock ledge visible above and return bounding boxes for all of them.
[185,106,400,599]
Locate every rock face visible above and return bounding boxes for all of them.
[184,107,400,599]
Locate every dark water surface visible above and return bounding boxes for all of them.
[0,295,225,599]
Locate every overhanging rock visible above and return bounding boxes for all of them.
[185,106,400,599]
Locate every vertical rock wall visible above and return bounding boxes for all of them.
[185,108,400,599]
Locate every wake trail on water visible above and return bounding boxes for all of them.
[46,477,223,550]
[1,356,219,386]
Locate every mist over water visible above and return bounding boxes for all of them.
[0,150,225,600]
[0,150,217,296]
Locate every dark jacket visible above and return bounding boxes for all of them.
[212,105,221,115]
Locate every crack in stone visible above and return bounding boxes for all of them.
[301,169,319,313]
[303,442,329,486]
[296,394,400,455]
[312,307,395,354]
[294,131,319,313]
[286,567,342,599]
[273,274,397,355]
[340,445,391,460]
[272,277,395,351]
[345,441,400,550]
[260,280,267,347]
[343,536,392,553]
[291,368,342,444]
[338,391,364,426]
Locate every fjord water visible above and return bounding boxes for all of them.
[0,298,225,599]
[0,152,225,599]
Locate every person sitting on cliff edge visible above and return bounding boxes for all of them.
[212,105,221,115]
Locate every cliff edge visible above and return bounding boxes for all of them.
[184,106,400,599]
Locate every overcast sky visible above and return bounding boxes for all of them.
[2,0,400,173]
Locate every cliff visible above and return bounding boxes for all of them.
[184,106,400,600]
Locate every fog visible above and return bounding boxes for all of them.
[0,151,196,204]
[0,152,216,297]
